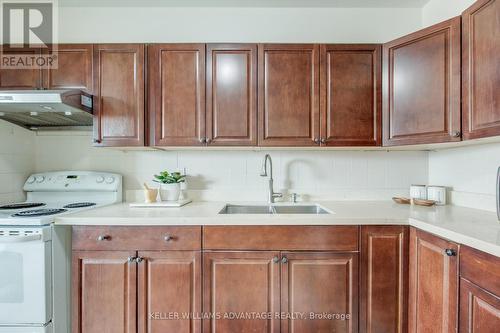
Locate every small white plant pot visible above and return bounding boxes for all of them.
[159,183,180,201]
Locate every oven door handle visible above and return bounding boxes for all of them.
[0,234,42,243]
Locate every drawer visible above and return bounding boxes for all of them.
[460,245,500,296]
[72,226,202,251]
[203,226,359,251]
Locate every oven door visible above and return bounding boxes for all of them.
[0,227,52,326]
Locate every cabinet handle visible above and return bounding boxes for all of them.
[127,256,136,263]
[451,131,461,138]
[445,249,457,256]
[97,235,111,241]
[272,256,280,263]
[313,138,320,144]
[164,235,175,242]
[205,137,212,144]
[320,138,327,144]
[136,257,144,263]
[281,256,288,264]
[199,137,206,144]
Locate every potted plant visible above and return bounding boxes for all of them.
[153,171,186,201]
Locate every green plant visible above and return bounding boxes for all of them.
[153,171,185,184]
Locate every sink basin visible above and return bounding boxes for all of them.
[219,204,331,215]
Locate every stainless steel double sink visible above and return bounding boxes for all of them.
[219,204,331,215]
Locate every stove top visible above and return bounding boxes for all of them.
[12,208,68,218]
[0,202,46,210]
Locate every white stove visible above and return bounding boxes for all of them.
[0,171,122,226]
[0,171,122,333]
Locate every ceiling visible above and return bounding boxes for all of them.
[60,0,432,8]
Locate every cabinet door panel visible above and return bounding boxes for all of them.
[462,0,500,139]
[93,44,145,146]
[459,278,500,333]
[281,252,358,333]
[258,44,320,146]
[203,251,280,333]
[0,47,42,89]
[320,44,381,146]
[44,44,93,92]
[408,228,458,333]
[72,251,137,333]
[138,251,201,333]
[360,226,408,333]
[149,44,205,146]
[206,44,257,146]
[383,17,461,146]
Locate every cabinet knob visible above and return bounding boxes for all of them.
[281,256,288,264]
[136,257,144,263]
[444,249,457,256]
[164,235,175,242]
[451,131,461,138]
[272,256,280,263]
[93,138,101,144]
[97,235,111,241]
[205,137,212,144]
[199,137,206,144]
[313,138,320,144]
[127,256,136,263]
[320,138,327,144]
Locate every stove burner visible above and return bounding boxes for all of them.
[12,208,68,218]
[63,202,97,209]
[0,202,45,210]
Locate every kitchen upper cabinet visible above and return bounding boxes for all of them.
[408,228,459,333]
[0,47,43,89]
[72,250,137,333]
[149,44,205,146]
[138,251,202,333]
[203,251,280,333]
[360,226,408,333]
[320,44,382,146]
[258,44,320,146]
[281,252,359,333]
[383,17,462,146]
[206,44,257,146]
[462,0,500,140]
[43,44,93,92]
[93,44,145,147]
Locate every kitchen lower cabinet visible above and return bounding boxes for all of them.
[93,44,146,147]
[72,250,138,333]
[383,17,461,146]
[408,228,459,333]
[360,226,408,333]
[281,252,359,333]
[202,251,281,333]
[462,0,500,140]
[138,251,202,333]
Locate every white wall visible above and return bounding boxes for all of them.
[58,6,422,43]
[0,122,35,204]
[422,0,475,26]
[34,133,429,202]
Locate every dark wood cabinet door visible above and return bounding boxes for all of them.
[72,250,137,333]
[383,17,461,146]
[462,0,500,140]
[43,44,93,92]
[203,251,280,333]
[206,44,257,146]
[320,44,382,146]
[93,44,145,147]
[149,44,205,146]
[258,44,320,146]
[138,251,201,333]
[360,226,408,333]
[0,47,42,89]
[459,278,500,333]
[281,252,358,333]
[408,228,459,333]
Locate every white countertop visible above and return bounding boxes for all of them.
[55,201,500,257]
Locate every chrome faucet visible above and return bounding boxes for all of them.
[260,154,283,203]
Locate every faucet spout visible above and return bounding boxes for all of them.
[260,154,282,203]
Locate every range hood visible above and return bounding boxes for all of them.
[0,90,93,130]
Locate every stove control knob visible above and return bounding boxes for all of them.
[27,176,36,184]
[96,176,105,183]
[35,176,45,183]
[105,176,115,184]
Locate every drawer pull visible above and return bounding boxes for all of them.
[445,249,457,256]
[164,235,175,242]
[97,235,111,241]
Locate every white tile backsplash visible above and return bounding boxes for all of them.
[0,122,35,204]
